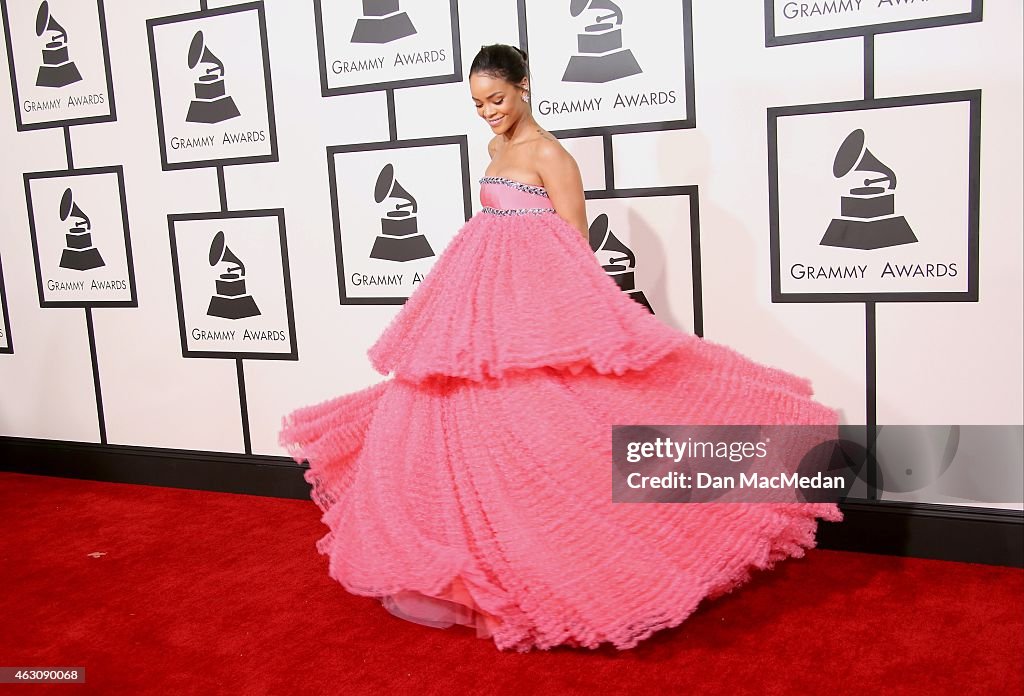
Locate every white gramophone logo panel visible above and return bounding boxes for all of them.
[774,100,973,297]
[2,0,112,126]
[331,141,467,301]
[149,6,273,167]
[26,170,133,305]
[769,0,975,40]
[521,0,690,132]
[585,194,695,324]
[318,0,458,93]
[170,214,294,357]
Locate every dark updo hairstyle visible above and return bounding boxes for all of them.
[470,43,530,89]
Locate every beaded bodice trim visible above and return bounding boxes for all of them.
[479,176,549,198]
[481,206,556,216]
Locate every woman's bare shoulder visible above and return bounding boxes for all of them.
[532,135,580,183]
[530,128,562,152]
[526,130,570,164]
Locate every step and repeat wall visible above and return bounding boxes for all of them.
[0,1,1020,510]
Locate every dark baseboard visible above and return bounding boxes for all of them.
[0,436,311,500]
[815,498,1022,568]
[2,437,1021,568]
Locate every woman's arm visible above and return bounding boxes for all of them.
[534,140,588,239]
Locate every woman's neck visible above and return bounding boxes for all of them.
[500,111,538,145]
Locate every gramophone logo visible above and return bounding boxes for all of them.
[168,210,295,358]
[184,30,240,124]
[34,1,82,88]
[561,0,642,84]
[589,214,653,313]
[206,231,260,319]
[820,128,917,250]
[370,163,434,262]
[350,0,416,44]
[25,168,136,307]
[57,187,105,271]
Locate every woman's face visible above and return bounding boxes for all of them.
[469,72,527,135]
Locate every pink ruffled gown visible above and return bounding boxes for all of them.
[279,175,843,652]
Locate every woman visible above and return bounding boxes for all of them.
[280,44,843,652]
[472,46,589,240]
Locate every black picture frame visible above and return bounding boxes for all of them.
[764,0,984,46]
[767,90,981,303]
[327,135,471,305]
[146,1,279,171]
[23,165,138,309]
[168,208,298,361]
[0,0,117,130]
[314,0,463,97]
[517,0,696,137]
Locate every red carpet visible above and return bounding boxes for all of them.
[0,471,1020,695]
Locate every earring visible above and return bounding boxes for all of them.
[522,90,530,104]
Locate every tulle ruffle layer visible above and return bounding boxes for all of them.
[366,211,695,384]
[279,343,844,652]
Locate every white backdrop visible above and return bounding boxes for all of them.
[0,0,1020,510]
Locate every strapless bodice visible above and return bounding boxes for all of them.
[479,177,556,215]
